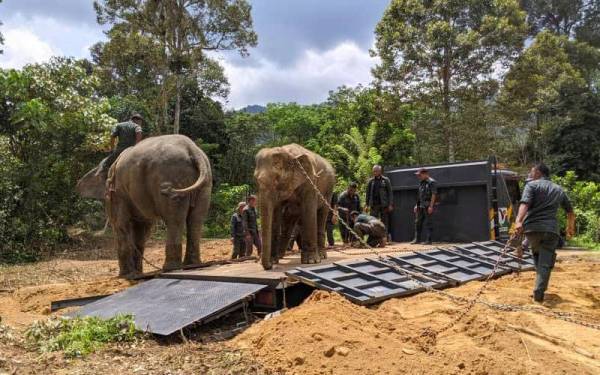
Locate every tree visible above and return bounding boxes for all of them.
[499,31,600,178]
[521,0,600,41]
[330,123,383,191]
[0,0,4,54]
[372,0,527,161]
[0,58,114,262]
[94,0,257,134]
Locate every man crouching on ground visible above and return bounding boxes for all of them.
[514,163,576,303]
[350,211,387,248]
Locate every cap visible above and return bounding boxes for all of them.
[349,182,358,188]
[414,167,429,175]
[130,112,143,121]
[350,211,360,216]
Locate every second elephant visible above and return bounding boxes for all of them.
[254,144,336,270]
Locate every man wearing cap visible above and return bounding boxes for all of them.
[97,113,143,178]
[230,202,247,259]
[412,167,437,244]
[365,165,393,235]
[350,211,387,248]
[337,182,362,244]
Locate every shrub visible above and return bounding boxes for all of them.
[204,184,251,238]
[554,171,600,247]
[25,314,138,357]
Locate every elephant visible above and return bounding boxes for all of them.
[254,144,336,270]
[76,135,212,278]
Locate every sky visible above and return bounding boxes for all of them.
[0,0,389,109]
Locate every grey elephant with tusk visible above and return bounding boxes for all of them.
[254,144,336,270]
[76,135,212,278]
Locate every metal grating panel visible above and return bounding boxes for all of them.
[286,257,451,305]
[388,252,487,283]
[469,241,535,271]
[72,278,266,335]
[423,248,513,277]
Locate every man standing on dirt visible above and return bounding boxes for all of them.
[97,113,143,178]
[412,168,437,245]
[365,166,393,237]
[337,182,361,244]
[243,195,262,256]
[231,202,247,259]
[514,163,575,303]
[350,211,387,248]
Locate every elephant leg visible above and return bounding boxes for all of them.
[270,205,283,263]
[132,220,153,274]
[300,199,320,264]
[111,199,137,278]
[279,216,297,259]
[316,205,329,259]
[184,188,210,265]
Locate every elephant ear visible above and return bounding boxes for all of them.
[294,153,319,181]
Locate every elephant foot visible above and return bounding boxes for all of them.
[119,270,143,280]
[319,248,328,259]
[262,259,273,270]
[162,261,182,271]
[301,251,321,264]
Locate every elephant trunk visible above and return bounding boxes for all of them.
[260,197,274,270]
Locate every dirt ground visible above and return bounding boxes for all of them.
[1,238,599,374]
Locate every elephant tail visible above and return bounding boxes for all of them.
[161,155,210,197]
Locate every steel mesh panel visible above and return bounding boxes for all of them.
[73,278,265,335]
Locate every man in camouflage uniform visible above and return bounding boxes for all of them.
[97,113,143,178]
[412,167,437,244]
[350,211,387,248]
[365,165,393,237]
[230,202,247,259]
[337,182,361,244]
[243,195,262,256]
[515,163,575,303]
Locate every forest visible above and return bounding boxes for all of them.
[1,0,600,263]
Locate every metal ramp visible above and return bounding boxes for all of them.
[287,242,532,306]
[72,278,266,336]
[286,258,452,305]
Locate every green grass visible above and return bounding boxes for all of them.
[25,314,138,357]
[567,236,600,251]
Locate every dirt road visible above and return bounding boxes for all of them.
[1,239,599,374]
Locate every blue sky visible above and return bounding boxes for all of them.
[0,0,389,108]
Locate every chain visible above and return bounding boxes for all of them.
[292,158,600,332]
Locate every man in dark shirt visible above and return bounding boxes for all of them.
[230,202,247,259]
[350,211,387,248]
[365,166,393,236]
[243,195,262,256]
[337,182,362,244]
[515,163,575,303]
[412,168,438,244]
[97,113,143,178]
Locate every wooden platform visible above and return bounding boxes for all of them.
[162,243,440,287]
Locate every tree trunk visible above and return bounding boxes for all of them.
[173,75,181,134]
[442,45,454,162]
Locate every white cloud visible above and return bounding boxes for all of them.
[0,27,59,68]
[220,41,378,109]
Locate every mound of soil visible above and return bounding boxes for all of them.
[235,256,600,375]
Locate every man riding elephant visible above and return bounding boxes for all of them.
[254,144,336,270]
[77,135,212,278]
[97,113,144,179]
